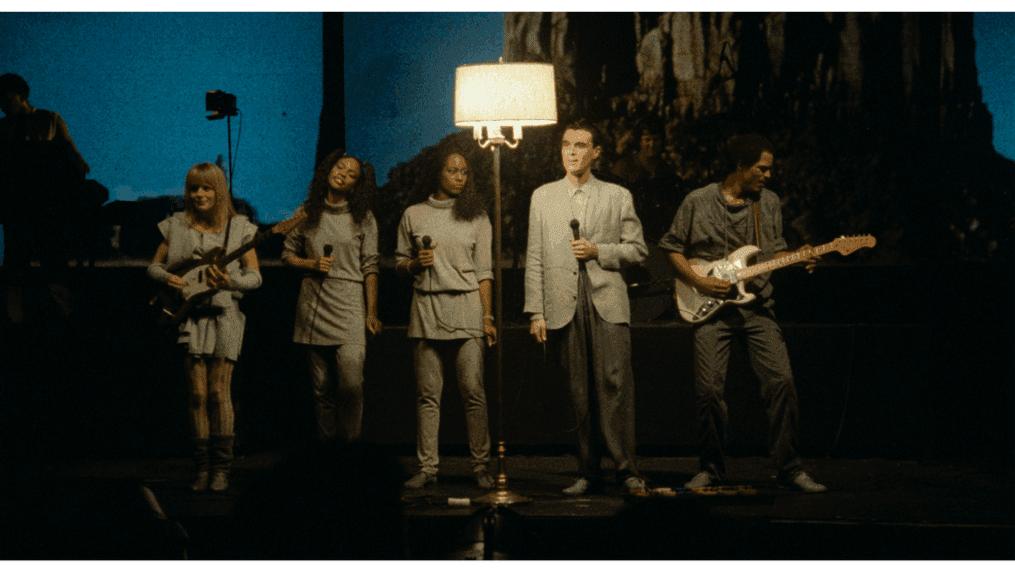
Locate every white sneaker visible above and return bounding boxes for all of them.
[562,478,592,495]
[781,471,827,493]
[684,471,715,488]
[404,472,437,489]
[623,476,647,491]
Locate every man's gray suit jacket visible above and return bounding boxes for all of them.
[524,175,648,331]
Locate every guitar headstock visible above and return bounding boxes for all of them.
[831,235,876,256]
[272,210,309,236]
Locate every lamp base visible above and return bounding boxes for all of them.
[473,441,531,506]
[473,488,531,506]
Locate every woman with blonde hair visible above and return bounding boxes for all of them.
[147,162,262,492]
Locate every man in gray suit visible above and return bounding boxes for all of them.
[524,119,648,495]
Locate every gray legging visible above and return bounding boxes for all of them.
[413,337,491,475]
[308,344,366,443]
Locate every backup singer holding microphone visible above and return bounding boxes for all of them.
[524,120,648,495]
[282,150,381,444]
[395,146,495,490]
[148,163,262,492]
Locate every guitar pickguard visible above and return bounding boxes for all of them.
[180,265,213,301]
[705,259,741,284]
[675,246,759,323]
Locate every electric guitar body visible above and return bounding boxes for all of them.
[153,211,307,328]
[154,249,232,327]
[674,245,761,324]
[674,235,876,324]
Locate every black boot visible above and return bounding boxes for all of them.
[190,438,210,492]
[209,434,234,492]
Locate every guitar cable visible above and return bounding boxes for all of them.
[305,244,334,347]
[415,235,487,339]
[825,325,856,457]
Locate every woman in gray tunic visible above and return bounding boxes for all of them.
[283,150,381,444]
[147,163,262,492]
[396,146,496,489]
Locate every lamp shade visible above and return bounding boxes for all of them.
[454,62,557,127]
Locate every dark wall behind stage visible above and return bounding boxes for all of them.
[2,261,1011,471]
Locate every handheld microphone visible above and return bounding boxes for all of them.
[571,219,587,271]
[419,236,433,279]
[310,245,334,344]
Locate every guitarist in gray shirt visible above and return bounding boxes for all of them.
[658,134,826,493]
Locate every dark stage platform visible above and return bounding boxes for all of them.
[2,261,1012,559]
[5,452,1013,559]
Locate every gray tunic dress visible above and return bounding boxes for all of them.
[283,201,379,346]
[396,196,494,474]
[395,196,493,340]
[158,212,258,360]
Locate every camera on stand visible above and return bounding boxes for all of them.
[206,90,238,121]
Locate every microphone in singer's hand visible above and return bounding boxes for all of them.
[570,219,580,239]
[420,236,432,273]
[323,245,333,257]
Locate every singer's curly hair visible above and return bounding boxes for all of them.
[303,149,375,228]
[427,143,486,222]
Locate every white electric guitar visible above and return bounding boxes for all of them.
[152,211,307,327]
[674,235,876,324]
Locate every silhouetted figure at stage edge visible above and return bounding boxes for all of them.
[659,134,826,493]
[1,73,91,324]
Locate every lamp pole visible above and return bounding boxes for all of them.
[454,61,556,506]
[492,141,503,442]
[474,133,529,506]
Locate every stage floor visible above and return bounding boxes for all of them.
[9,452,1013,559]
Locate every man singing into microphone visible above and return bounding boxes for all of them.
[524,119,649,495]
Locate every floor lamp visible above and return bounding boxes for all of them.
[454,61,557,506]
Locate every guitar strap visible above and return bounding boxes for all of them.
[752,201,762,249]
[749,201,764,296]
[220,215,233,266]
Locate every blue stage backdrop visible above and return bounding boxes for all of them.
[1,12,321,222]
[0,12,1010,264]
[974,12,1015,164]
[344,12,504,187]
